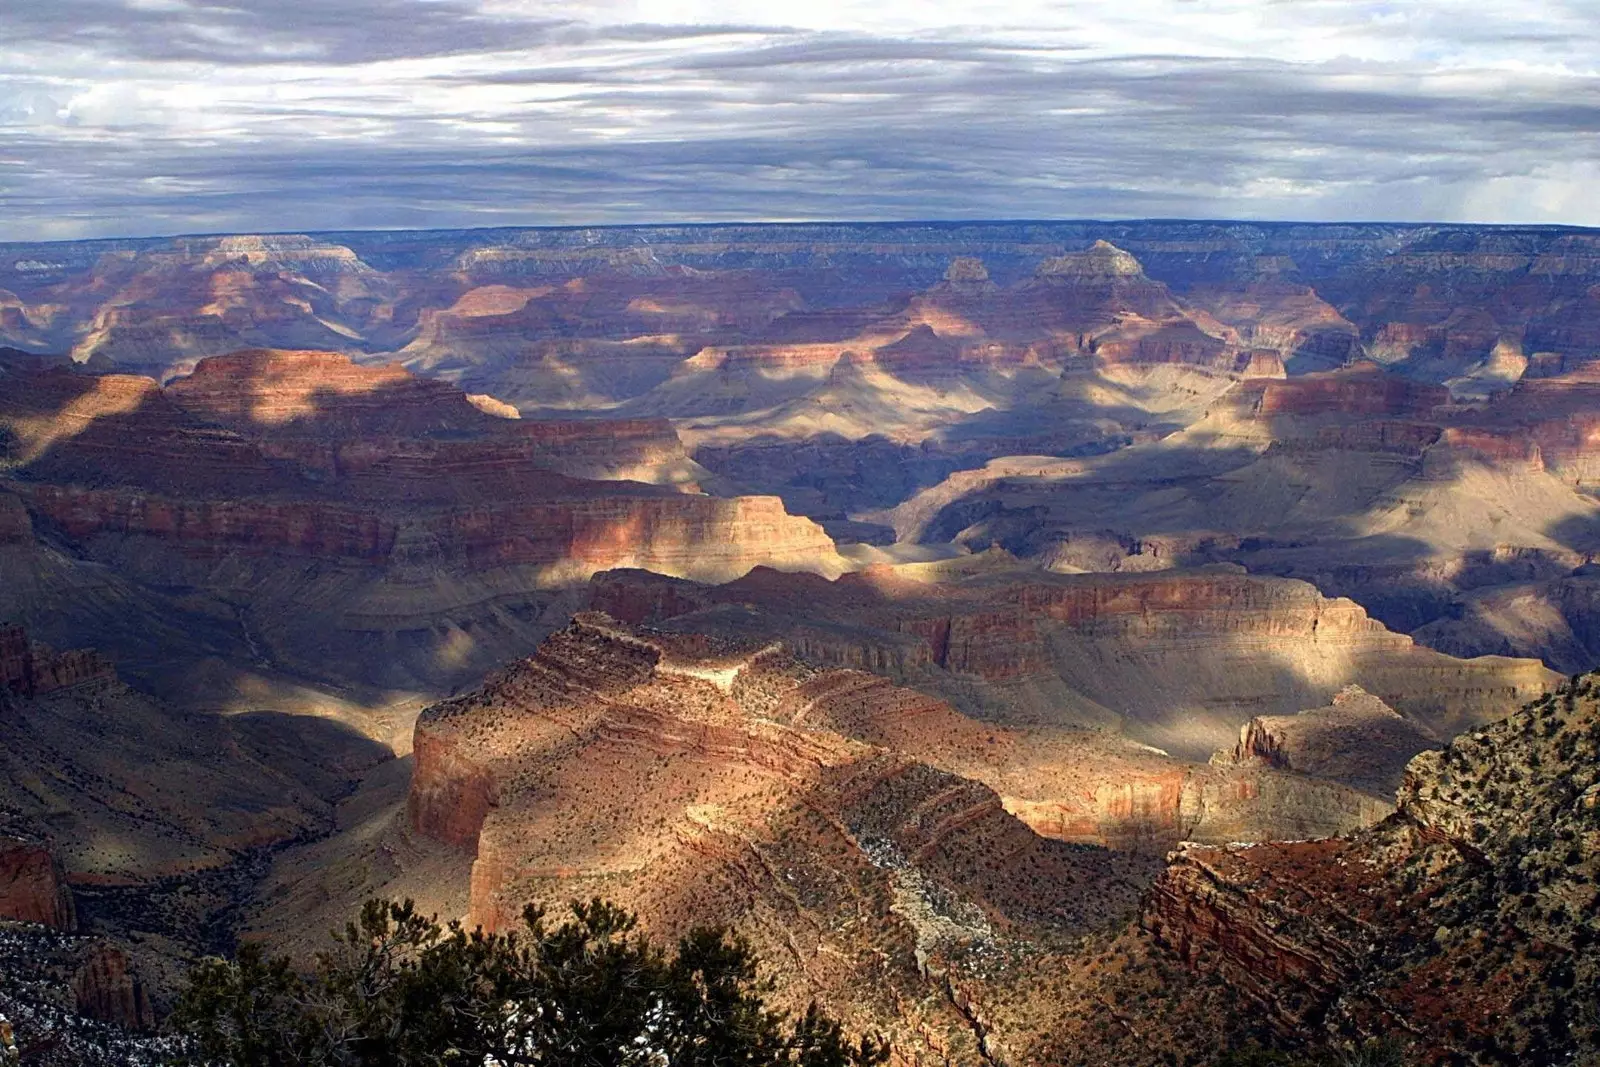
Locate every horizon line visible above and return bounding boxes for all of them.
[5,215,1600,248]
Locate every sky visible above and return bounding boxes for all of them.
[1,0,1597,241]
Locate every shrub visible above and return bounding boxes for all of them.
[170,898,889,1067]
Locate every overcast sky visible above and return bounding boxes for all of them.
[1,0,1596,240]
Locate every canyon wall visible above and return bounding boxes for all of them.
[589,565,1558,758]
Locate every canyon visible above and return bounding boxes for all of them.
[2,219,1599,1063]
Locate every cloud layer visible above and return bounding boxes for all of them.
[1,0,1596,239]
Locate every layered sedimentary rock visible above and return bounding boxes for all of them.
[164,348,486,435]
[10,223,1600,677]
[1143,675,1600,1062]
[882,357,1600,670]
[409,612,1170,1061]
[407,607,1445,1058]
[0,352,843,692]
[589,564,1556,758]
[0,626,115,700]
[0,235,396,379]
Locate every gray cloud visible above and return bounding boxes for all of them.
[0,0,575,64]
[0,1,1596,239]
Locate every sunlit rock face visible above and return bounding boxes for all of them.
[588,564,1556,760]
[407,609,1405,1060]
[4,221,1598,1060]
[0,349,845,696]
[406,612,1161,1063]
[8,223,1600,659]
[404,592,1562,1058]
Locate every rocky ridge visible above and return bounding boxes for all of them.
[401,605,1541,1061]
[1143,674,1600,1063]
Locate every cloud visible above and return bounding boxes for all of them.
[0,0,1596,239]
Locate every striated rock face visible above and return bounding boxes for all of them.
[1244,363,1448,418]
[407,612,1185,1061]
[406,614,1228,1062]
[164,348,488,435]
[1143,674,1600,1062]
[0,351,844,692]
[0,838,76,931]
[17,481,838,581]
[406,607,1429,1059]
[70,943,153,1032]
[590,565,1557,759]
[3,353,837,584]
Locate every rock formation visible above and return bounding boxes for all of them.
[0,352,845,693]
[1143,675,1600,1061]
[409,612,1174,1061]
[10,222,1600,676]
[70,944,153,1032]
[0,837,75,931]
[589,564,1556,759]
[0,625,115,700]
[1217,684,1442,795]
[4,221,1599,1061]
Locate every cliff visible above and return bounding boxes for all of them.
[0,625,115,700]
[70,943,154,1032]
[589,565,1557,759]
[0,838,75,931]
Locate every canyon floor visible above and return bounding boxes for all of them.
[2,220,1600,1063]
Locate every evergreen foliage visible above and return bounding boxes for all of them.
[170,898,889,1067]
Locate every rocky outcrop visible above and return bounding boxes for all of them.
[408,612,1172,1061]
[1143,673,1600,1061]
[165,348,487,438]
[0,625,114,699]
[1244,363,1448,418]
[70,944,153,1032]
[1218,685,1441,794]
[2,352,846,591]
[0,838,75,930]
[17,481,840,581]
[590,565,1558,758]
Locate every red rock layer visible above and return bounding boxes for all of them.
[589,566,1554,748]
[2,352,844,584]
[164,348,484,436]
[70,943,155,1031]
[0,837,76,930]
[407,612,1174,1061]
[1243,363,1449,418]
